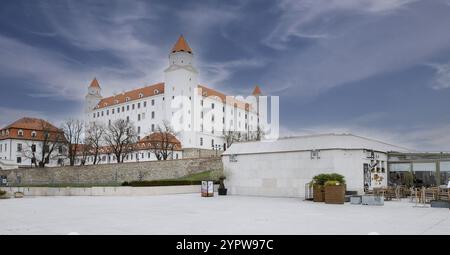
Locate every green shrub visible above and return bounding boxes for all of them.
[312,173,346,186]
[324,180,344,186]
[122,180,219,187]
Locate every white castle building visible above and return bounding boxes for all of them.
[85,35,263,151]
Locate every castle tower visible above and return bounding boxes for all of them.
[252,85,262,140]
[164,35,199,147]
[85,78,102,114]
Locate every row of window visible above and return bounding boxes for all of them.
[94,99,157,118]
[82,151,180,163]
[0,129,38,138]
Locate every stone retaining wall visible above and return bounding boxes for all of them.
[0,157,222,186]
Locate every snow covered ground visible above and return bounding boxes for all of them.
[0,194,449,235]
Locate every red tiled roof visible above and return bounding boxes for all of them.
[0,117,63,141]
[252,85,262,95]
[89,78,101,88]
[95,83,164,109]
[198,85,251,111]
[171,35,193,54]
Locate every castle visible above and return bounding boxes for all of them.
[85,35,262,151]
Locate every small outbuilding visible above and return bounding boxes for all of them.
[222,134,410,198]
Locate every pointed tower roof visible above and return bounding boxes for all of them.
[252,85,262,96]
[89,78,100,88]
[171,35,193,54]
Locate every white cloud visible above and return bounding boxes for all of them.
[265,0,419,49]
[261,0,450,100]
[427,63,450,90]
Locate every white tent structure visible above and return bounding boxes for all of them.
[222,134,411,198]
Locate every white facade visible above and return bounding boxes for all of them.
[85,36,260,152]
[0,138,64,169]
[77,149,183,165]
[222,134,411,198]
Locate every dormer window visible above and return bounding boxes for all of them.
[114,99,119,104]
[31,131,37,138]
[203,91,208,97]
[104,103,108,107]
[18,129,24,137]
[125,97,130,102]
[139,93,144,98]
[154,89,159,94]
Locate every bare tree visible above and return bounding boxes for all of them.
[103,119,137,163]
[223,130,242,149]
[22,119,66,168]
[148,121,179,160]
[78,142,92,166]
[62,119,83,166]
[85,122,105,165]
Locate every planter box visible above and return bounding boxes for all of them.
[362,195,384,206]
[325,185,345,204]
[350,195,362,204]
[430,200,450,208]
[313,185,325,202]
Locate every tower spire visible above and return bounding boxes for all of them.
[89,77,101,88]
[171,35,193,54]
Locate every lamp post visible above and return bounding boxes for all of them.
[212,144,221,157]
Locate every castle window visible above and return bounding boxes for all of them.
[101,111,104,116]
[137,126,141,134]
[18,129,24,137]
[125,97,130,102]
[151,111,155,119]
[151,99,155,106]
[31,144,36,152]
[126,116,130,122]
[106,110,109,115]
[139,93,144,98]
[31,131,36,138]
[132,104,135,110]
[138,114,141,121]
[93,113,96,118]
[154,89,159,94]
[212,103,215,109]
[144,101,147,107]
[97,112,100,117]
[117,107,120,113]
[17,143,22,152]
[112,109,115,114]
[115,99,119,104]
[151,124,155,132]
[200,137,203,146]
[122,106,125,112]
[138,103,141,109]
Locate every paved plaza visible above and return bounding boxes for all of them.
[0,194,449,235]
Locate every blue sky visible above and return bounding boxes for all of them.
[1,0,450,150]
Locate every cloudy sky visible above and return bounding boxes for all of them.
[1,0,450,150]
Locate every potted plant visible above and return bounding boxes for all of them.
[312,174,328,202]
[218,175,227,196]
[0,189,10,199]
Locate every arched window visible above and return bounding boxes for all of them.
[154,89,159,94]
[31,131,37,138]
[17,129,24,137]
[139,93,144,98]
[125,97,130,102]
